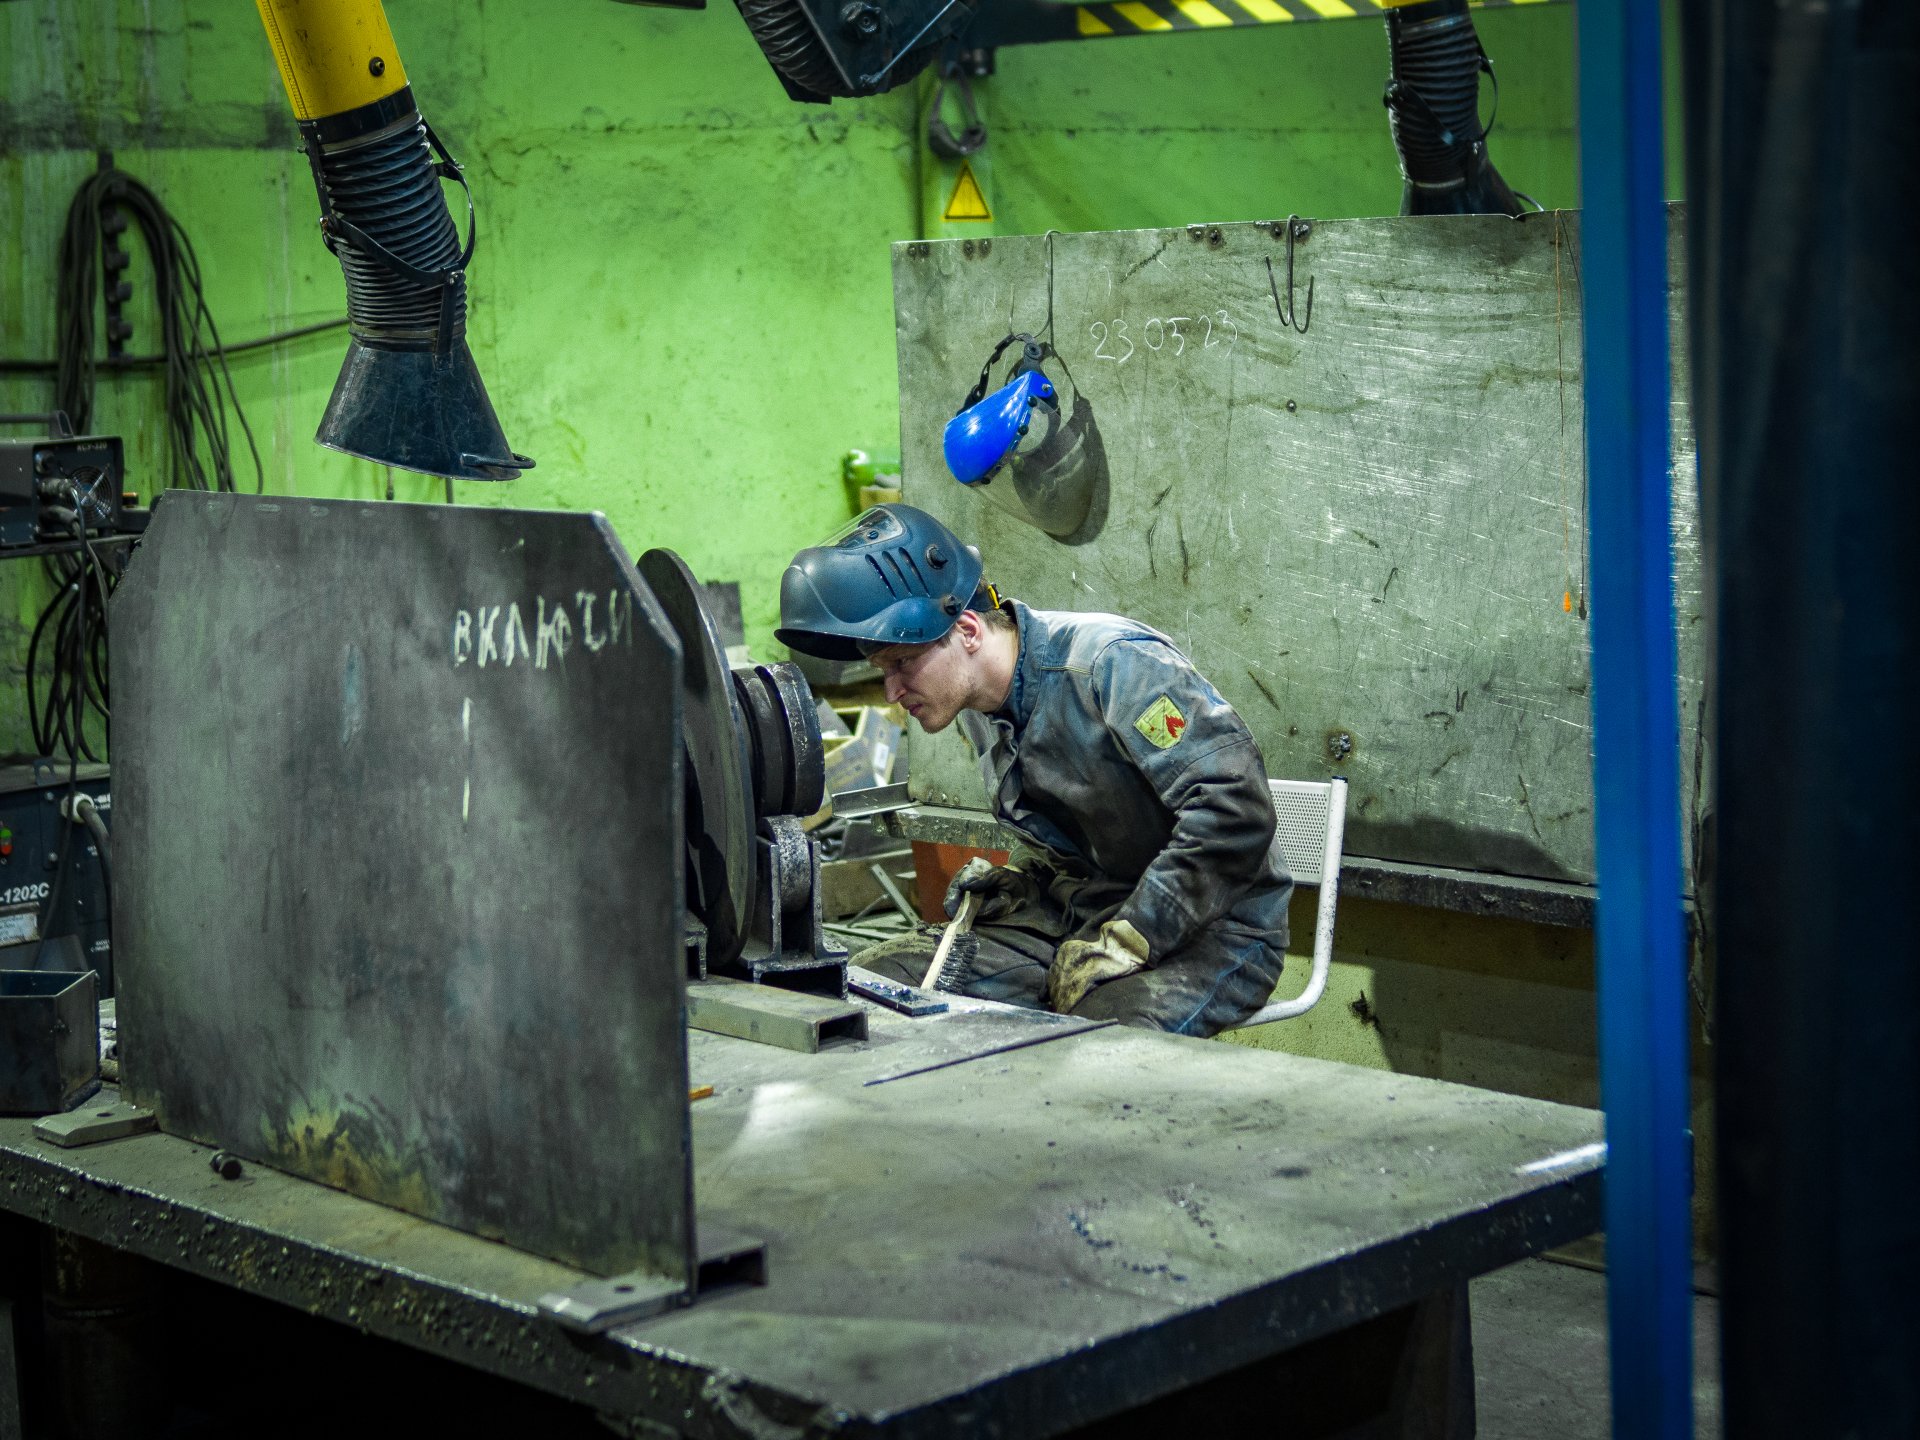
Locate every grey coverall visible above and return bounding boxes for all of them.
[855,601,1292,1037]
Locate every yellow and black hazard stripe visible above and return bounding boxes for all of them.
[1069,0,1560,40]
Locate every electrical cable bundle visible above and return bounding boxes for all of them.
[27,491,113,968]
[26,507,115,763]
[54,166,263,492]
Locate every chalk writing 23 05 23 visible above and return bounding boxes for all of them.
[451,588,635,670]
[1091,311,1240,365]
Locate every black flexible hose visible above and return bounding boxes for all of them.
[320,117,468,347]
[1383,0,1524,216]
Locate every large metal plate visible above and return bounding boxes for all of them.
[891,211,1704,886]
[110,494,692,1281]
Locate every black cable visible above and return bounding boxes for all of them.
[26,512,115,764]
[53,166,264,491]
[33,505,91,970]
[0,317,350,375]
[75,797,112,916]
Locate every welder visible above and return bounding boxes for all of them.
[776,505,1292,1036]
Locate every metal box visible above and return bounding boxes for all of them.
[0,431,125,547]
[0,970,99,1114]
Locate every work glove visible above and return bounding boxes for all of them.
[1047,919,1150,1013]
[942,856,1040,924]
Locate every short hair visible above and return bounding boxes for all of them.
[974,604,1015,634]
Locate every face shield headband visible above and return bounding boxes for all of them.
[942,334,1059,487]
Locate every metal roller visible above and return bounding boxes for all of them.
[732,663,827,820]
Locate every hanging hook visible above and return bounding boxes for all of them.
[928,63,986,159]
[1266,216,1314,335]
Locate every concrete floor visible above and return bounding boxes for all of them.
[1472,1258,1723,1438]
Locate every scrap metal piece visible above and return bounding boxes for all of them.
[33,1098,154,1148]
[1,970,99,1115]
[537,1270,687,1335]
[846,967,948,1017]
[687,977,867,1053]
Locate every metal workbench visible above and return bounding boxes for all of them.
[0,996,1602,1437]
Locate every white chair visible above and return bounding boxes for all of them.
[1225,776,1349,1028]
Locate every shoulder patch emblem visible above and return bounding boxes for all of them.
[1134,695,1188,749]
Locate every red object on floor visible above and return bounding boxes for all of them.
[910,841,1010,923]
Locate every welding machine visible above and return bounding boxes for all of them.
[0,763,112,993]
[0,418,127,548]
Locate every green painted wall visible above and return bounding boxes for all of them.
[2,2,1616,673]
[2,0,923,690]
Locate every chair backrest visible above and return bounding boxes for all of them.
[1224,776,1348,1029]
[1269,778,1340,886]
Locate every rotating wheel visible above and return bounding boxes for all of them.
[638,549,758,969]
[639,551,830,972]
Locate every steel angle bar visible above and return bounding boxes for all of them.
[831,782,915,819]
[867,863,923,925]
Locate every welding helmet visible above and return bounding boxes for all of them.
[944,334,1058,487]
[776,505,988,661]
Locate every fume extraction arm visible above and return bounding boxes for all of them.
[254,0,533,481]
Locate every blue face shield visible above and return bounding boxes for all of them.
[943,334,1060,487]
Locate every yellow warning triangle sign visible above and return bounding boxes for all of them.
[943,162,992,223]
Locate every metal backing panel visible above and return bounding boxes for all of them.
[110,494,691,1281]
[891,211,1703,885]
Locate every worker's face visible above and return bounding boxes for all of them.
[870,627,973,734]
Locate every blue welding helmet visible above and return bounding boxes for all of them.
[775,504,988,661]
[944,335,1058,487]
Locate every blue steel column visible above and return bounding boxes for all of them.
[1575,3,1692,1439]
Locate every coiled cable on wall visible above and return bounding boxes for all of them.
[54,165,263,491]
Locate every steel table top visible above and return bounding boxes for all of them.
[0,998,1602,1437]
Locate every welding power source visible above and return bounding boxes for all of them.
[0,763,112,995]
[0,420,140,548]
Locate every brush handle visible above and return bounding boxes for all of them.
[922,889,981,991]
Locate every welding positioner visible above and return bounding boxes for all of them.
[638,549,847,995]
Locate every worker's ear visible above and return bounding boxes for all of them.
[952,610,985,653]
